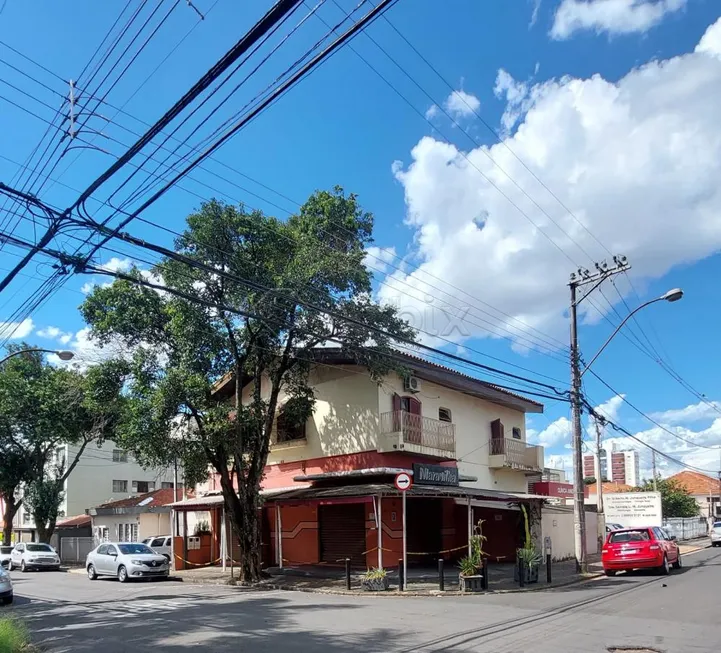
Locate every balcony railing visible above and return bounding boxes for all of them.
[489,437,542,472]
[380,410,456,455]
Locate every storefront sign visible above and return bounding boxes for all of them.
[412,463,459,486]
[532,481,588,499]
[604,491,662,528]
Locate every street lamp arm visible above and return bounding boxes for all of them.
[579,298,662,379]
[0,348,74,365]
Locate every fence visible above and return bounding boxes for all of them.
[59,537,96,563]
[662,517,708,541]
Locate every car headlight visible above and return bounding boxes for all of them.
[130,559,145,565]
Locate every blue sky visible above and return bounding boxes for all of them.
[2,0,721,480]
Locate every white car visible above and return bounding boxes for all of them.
[711,521,721,547]
[0,566,12,605]
[86,542,169,583]
[142,535,172,561]
[0,546,13,569]
[9,542,60,572]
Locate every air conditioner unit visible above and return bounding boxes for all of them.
[404,376,421,393]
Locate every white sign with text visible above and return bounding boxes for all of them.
[604,491,662,528]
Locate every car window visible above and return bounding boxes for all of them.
[609,529,651,543]
[106,545,118,555]
[97,544,108,555]
[118,543,154,555]
[165,537,171,547]
[26,544,52,552]
[15,544,24,552]
[151,537,165,547]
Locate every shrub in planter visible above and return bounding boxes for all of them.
[361,568,389,592]
[458,519,487,592]
[513,505,541,584]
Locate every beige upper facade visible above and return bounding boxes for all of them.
[236,351,545,494]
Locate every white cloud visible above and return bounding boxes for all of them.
[594,394,624,423]
[425,104,440,120]
[80,282,96,294]
[385,23,721,349]
[36,326,74,345]
[0,318,34,340]
[650,399,721,425]
[99,257,133,273]
[551,0,687,40]
[529,0,542,28]
[529,416,572,448]
[364,246,398,274]
[443,90,481,120]
[696,16,721,57]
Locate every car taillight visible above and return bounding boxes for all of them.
[602,548,608,553]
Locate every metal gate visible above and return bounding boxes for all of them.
[319,504,366,566]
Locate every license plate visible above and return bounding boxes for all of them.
[620,549,637,555]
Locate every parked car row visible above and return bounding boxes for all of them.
[602,526,681,576]
[710,521,721,547]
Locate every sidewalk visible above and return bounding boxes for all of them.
[175,555,605,594]
[173,537,710,594]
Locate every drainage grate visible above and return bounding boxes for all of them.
[608,649,663,653]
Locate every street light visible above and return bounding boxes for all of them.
[569,274,683,573]
[580,288,683,378]
[0,348,75,365]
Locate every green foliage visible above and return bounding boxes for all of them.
[194,520,211,536]
[0,618,31,653]
[80,189,415,581]
[459,519,487,576]
[362,567,387,580]
[583,477,596,485]
[639,477,700,518]
[0,344,127,542]
[517,504,541,568]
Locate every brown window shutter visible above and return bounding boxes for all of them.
[490,418,504,441]
[408,396,422,415]
[392,393,401,412]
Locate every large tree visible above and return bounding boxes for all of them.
[81,188,415,581]
[0,345,127,543]
[639,477,700,518]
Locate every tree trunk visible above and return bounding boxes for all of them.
[2,498,20,545]
[218,473,262,583]
[35,517,57,544]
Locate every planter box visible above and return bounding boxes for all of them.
[459,574,484,592]
[361,576,389,592]
[513,564,540,584]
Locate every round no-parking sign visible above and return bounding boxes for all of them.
[394,472,412,492]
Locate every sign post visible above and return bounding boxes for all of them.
[394,472,412,591]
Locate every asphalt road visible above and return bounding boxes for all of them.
[6,546,721,652]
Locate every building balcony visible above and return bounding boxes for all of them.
[488,438,543,473]
[378,410,456,459]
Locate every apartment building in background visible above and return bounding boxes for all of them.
[583,445,639,487]
[13,444,175,542]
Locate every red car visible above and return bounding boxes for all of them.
[601,526,681,576]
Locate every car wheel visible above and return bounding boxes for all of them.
[1,595,12,606]
[87,564,97,581]
[117,565,128,583]
[659,555,670,575]
[604,570,617,577]
[672,553,682,570]
[20,561,26,573]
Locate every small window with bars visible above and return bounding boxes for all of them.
[112,449,128,463]
[438,407,452,423]
[512,427,522,440]
[112,480,128,493]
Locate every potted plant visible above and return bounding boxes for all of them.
[459,519,487,592]
[361,567,389,591]
[514,505,541,584]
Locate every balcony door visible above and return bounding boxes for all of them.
[393,393,422,443]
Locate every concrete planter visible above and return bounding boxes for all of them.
[361,576,389,592]
[459,574,484,592]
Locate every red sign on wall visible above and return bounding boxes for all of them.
[532,482,589,499]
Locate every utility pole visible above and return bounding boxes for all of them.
[569,256,630,573]
[593,415,605,507]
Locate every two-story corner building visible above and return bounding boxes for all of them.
[12,444,175,542]
[174,349,547,571]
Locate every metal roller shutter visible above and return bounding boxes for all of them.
[319,504,366,566]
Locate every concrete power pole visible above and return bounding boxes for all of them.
[593,415,605,547]
[569,257,630,574]
[652,451,658,492]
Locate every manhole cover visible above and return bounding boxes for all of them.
[608,649,662,653]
